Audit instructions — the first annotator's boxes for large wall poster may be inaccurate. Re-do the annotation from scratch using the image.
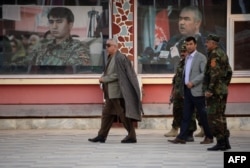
[1,5,108,74]
[137,0,227,74]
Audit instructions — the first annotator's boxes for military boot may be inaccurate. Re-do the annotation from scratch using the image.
[186,131,194,142]
[207,139,227,151]
[164,127,178,137]
[195,126,204,137]
[225,136,231,150]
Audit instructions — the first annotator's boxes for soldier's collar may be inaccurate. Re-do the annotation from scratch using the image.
[52,37,73,46]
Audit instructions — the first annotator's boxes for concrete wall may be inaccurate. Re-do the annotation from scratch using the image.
[1,103,250,130]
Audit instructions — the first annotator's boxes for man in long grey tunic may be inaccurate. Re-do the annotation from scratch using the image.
[88,39,143,143]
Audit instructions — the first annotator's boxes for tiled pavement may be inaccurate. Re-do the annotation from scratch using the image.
[0,128,249,168]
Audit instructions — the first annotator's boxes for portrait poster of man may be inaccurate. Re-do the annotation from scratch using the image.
[137,0,227,74]
[1,5,106,74]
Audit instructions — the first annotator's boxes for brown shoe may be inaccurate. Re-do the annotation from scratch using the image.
[168,138,186,144]
[200,137,213,144]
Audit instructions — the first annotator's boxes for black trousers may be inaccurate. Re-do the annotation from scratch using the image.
[177,87,213,140]
[98,98,136,139]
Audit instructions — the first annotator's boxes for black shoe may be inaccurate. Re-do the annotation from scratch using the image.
[88,136,106,143]
[186,136,194,142]
[225,137,231,150]
[207,139,227,151]
[207,144,227,151]
[121,136,137,143]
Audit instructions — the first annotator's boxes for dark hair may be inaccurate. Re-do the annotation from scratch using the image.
[185,36,197,44]
[47,7,74,23]
[181,6,202,22]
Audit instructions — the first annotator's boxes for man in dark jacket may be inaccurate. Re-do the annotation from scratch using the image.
[88,39,143,143]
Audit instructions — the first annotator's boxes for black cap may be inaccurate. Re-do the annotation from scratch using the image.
[207,34,220,42]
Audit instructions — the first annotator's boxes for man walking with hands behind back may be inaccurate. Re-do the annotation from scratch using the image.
[203,34,232,151]
[165,6,205,137]
[168,36,213,144]
[165,43,197,142]
[88,39,143,143]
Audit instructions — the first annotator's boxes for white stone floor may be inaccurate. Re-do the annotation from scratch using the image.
[0,128,249,168]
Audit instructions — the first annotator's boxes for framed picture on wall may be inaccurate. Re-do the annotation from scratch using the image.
[1,5,109,75]
[137,0,227,74]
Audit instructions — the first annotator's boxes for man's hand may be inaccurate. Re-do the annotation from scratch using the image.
[205,91,213,98]
[186,82,193,89]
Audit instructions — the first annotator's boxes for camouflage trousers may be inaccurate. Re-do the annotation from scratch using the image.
[172,97,197,132]
[206,94,230,140]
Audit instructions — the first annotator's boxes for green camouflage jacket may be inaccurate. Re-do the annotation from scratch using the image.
[172,58,185,99]
[29,37,90,66]
[203,47,232,95]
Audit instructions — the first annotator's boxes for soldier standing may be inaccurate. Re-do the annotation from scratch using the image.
[203,34,232,151]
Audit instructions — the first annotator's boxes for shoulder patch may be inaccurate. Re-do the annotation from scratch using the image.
[210,58,216,67]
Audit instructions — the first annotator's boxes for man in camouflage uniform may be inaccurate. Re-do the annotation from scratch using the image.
[28,7,90,66]
[203,34,232,151]
[165,43,197,141]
